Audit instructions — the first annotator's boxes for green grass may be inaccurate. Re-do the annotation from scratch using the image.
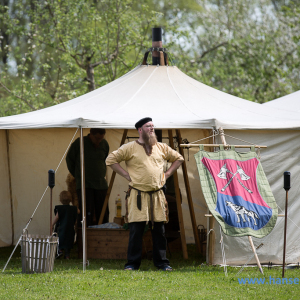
[1,245,299,299]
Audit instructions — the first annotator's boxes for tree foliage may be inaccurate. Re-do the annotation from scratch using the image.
[0,0,300,116]
[171,0,300,103]
[0,0,159,116]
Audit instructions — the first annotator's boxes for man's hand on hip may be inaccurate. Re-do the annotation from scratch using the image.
[165,160,184,180]
[109,163,131,182]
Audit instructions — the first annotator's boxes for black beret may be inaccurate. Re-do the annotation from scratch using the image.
[135,117,152,130]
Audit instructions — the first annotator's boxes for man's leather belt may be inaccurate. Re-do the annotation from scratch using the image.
[131,187,163,228]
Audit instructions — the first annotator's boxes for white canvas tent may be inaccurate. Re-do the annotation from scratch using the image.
[263,90,300,112]
[1,65,300,265]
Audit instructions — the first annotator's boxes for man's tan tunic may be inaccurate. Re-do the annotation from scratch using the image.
[106,141,184,223]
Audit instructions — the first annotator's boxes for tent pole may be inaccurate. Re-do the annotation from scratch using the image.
[176,129,202,253]
[208,214,215,265]
[98,129,128,225]
[282,173,290,278]
[50,187,53,235]
[208,129,216,265]
[248,236,263,274]
[179,144,267,149]
[5,130,14,246]
[80,127,87,272]
[168,130,188,259]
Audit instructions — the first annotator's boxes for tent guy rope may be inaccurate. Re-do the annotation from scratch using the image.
[219,225,228,276]
[2,128,79,272]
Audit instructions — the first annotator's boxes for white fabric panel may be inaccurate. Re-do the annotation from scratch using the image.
[0,66,300,129]
[211,130,300,265]
[0,130,12,246]
[9,128,81,244]
[264,90,300,113]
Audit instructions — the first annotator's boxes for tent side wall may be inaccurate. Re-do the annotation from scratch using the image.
[211,129,300,265]
[0,130,13,246]
[8,128,82,243]
[4,127,210,246]
[3,127,300,265]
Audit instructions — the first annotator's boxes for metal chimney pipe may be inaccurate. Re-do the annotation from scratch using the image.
[152,27,162,65]
[152,27,163,140]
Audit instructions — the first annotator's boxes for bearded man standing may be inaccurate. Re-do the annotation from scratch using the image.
[106,117,184,271]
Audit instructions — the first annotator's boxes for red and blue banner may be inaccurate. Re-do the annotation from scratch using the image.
[195,145,277,238]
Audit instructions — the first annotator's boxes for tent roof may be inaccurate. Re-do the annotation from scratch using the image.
[263,90,300,113]
[1,65,300,130]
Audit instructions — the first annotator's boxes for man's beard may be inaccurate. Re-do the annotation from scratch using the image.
[142,130,157,146]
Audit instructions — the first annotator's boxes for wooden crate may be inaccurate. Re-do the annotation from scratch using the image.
[77,228,182,259]
[77,228,131,259]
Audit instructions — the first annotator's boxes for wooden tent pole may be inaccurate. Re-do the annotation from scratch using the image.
[180,144,267,148]
[206,128,229,264]
[219,127,263,274]
[208,215,215,265]
[168,130,188,259]
[98,129,128,225]
[249,236,263,274]
[176,129,202,253]
[282,187,289,278]
[219,128,228,146]
[203,131,216,265]
[80,127,87,272]
[5,130,14,246]
[50,188,53,235]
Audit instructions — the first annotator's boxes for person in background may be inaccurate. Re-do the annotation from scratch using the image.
[66,128,109,227]
[106,117,184,271]
[52,191,78,259]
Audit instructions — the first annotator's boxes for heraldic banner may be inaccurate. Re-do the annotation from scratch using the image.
[194,145,278,238]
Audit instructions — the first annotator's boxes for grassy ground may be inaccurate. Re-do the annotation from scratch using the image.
[0,245,299,299]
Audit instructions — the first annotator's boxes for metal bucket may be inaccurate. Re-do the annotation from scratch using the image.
[21,233,58,273]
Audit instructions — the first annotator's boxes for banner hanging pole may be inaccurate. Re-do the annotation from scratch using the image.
[179,144,267,148]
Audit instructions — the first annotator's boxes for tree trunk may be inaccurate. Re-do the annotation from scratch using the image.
[0,0,10,64]
[86,64,96,92]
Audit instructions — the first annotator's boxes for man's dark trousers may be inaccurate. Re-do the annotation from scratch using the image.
[77,188,108,227]
[125,221,169,270]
